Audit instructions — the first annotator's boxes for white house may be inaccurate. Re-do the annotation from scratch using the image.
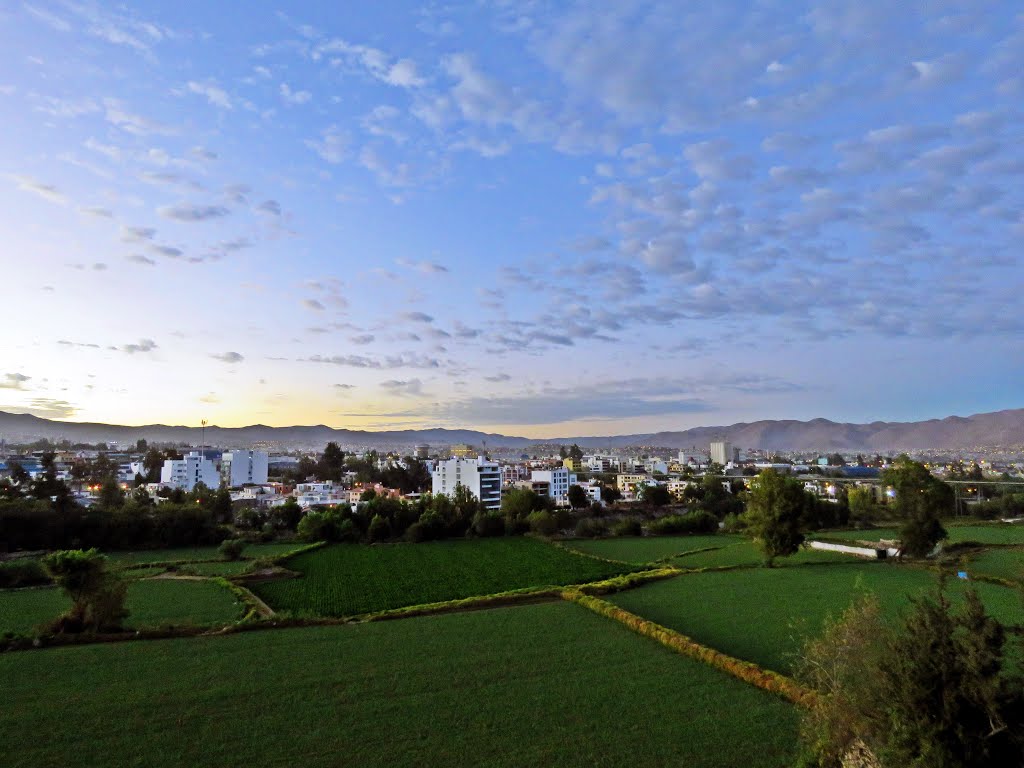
[530,467,577,505]
[160,452,219,492]
[431,456,502,510]
[221,450,269,487]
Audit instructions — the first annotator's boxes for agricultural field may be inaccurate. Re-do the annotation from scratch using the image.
[964,547,1024,584]
[818,523,1024,546]
[0,578,242,636]
[564,534,739,564]
[0,601,799,768]
[105,542,301,566]
[252,538,639,617]
[672,540,854,569]
[609,562,1024,675]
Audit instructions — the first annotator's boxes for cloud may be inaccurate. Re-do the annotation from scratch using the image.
[305,125,349,163]
[279,83,312,105]
[257,199,282,216]
[484,373,511,383]
[333,383,355,390]
[158,203,230,222]
[380,378,424,397]
[305,353,440,370]
[121,338,157,354]
[127,254,156,266]
[8,174,65,204]
[396,258,447,274]
[199,393,220,404]
[3,398,77,419]
[0,373,30,390]
[186,80,233,110]
[104,99,175,136]
[211,351,244,363]
[350,334,375,345]
[24,4,72,32]
[121,225,156,243]
[402,311,434,323]
[302,298,326,311]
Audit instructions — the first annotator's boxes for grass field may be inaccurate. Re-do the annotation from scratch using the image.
[0,601,798,768]
[610,562,1024,675]
[106,542,301,566]
[175,560,254,577]
[965,547,1024,583]
[564,534,738,564]
[672,540,855,569]
[252,538,639,617]
[1,578,242,636]
[819,523,1024,546]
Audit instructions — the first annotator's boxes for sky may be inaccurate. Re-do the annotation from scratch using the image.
[1,1,1022,439]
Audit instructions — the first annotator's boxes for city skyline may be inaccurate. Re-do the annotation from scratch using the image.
[2,2,1022,439]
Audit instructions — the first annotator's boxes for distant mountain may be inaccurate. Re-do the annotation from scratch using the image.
[0,408,1022,452]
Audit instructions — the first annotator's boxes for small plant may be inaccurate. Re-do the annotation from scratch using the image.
[218,539,247,561]
[0,558,50,588]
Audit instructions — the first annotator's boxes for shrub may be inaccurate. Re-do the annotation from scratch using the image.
[525,510,556,536]
[472,511,506,537]
[649,511,717,535]
[575,518,608,538]
[612,517,643,537]
[41,549,128,633]
[367,514,390,543]
[218,539,247,561]
[721,512,744,533]
[0,558,50,588]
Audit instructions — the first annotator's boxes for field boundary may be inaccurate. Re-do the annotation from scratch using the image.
[562,590,812,706]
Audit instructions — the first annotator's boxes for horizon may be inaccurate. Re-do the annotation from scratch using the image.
[2,3,1022,437]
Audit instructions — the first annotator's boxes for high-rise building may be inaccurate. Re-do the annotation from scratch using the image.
[160,451,219,492]
[221,450,269,487]
[431,455,501,510]
[710,441,733,466]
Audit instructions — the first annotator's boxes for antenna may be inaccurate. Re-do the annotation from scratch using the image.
[201,419,207,457]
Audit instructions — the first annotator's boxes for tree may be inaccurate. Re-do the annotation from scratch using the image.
[135,438,148,452]
[42,549,128,633]
[639,483,671,507]
[797,580,1024,767]
[501,487,545,522]
[567,484,589,509]
[568,443,583,461]
[848,486,876,525]
[97,478,125,509]
[600,485,622,504]
[319,442,346,481]
[882,456,951,558]
[744,469,806,566]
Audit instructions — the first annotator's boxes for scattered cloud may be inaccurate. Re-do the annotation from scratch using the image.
[158,203,230,222]
[186,80,233,110]
[0,373,30,390]
[121,339,157,354]
[3,398,78,419]
[211,351,244,363]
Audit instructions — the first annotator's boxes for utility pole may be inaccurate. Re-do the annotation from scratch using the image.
[201,419,207,458]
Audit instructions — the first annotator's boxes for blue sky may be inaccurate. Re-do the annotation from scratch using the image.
[1,1,1022,438]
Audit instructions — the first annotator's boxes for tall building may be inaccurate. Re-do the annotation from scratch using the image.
[221,450,269,487]
[160,452,219,492]
[530,467,576,505]
[414,444,430,459]
[431,455,501,510]
[710,441,739,465]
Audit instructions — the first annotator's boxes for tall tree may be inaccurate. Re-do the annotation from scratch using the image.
[744,469,806,566]
[882,456,950,558]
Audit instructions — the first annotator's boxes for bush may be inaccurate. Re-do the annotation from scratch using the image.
[0,558,50,588]
[367,514,390,543]
[721,512,744,533]
[41,549,128,633]
[612,517,643,537]
[218,539,247,561]
[575,518,608,538]
[527,510,557,536]
[649,511,718,535]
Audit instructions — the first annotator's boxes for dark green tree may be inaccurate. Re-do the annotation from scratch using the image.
[639,483,671,507]
[42,549,128,633]
[567,484,589,509]
[882,456,951,558]
[744,469,806,566]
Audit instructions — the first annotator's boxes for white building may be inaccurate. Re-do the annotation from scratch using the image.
[160,452,220,492]
[221,450,269,487]
[530,467,577,505]
[431,456,502,510]
[710,441,734,466]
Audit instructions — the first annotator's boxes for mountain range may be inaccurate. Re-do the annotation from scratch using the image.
[1,408,1022,452]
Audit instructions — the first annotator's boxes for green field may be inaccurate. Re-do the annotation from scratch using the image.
[175,560,254,577]
[0,601,798,768]
[564,534,737,564]
[819,523,1024,546]
[252,538,639,617]
[106,542,301,566]
[1,578,242,636]
[610,562,1024,675]
[672,540,855,569]
[966,547,1024,583]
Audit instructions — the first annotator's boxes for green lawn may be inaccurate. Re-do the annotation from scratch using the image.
[609,562,1024,675]
[0,601,798,768]
[672,540,856,569]
[252,538,639,617]
[106,542,301,566]
[1,579,242,636]
[564,534,738,564]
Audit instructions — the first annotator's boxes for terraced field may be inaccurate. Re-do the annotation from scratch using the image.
[564,534,738,564]
[0,601,799,768]
[252,538,639,617]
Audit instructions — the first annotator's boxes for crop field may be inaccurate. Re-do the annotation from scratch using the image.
[252,538,639,617]
[609,562,1024,675]
[175,560,253,577]
[965,547,1024,583]
[0,578,242,636]
[106,542,301,566]
[819,523,1024,546]
[564,534,739,564]
[0,601,798,768]
[672,540,854,569]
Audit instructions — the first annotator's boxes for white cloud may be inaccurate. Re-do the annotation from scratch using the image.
[280,83,312,105]
[187,80,233,110]
[305,125,348,163]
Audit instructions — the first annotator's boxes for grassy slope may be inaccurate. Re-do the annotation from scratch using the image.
[252,538,639,617]
[609,562,1024,675]
[0,602,798,768]
[0,579,242,635]
[564,534,740,564]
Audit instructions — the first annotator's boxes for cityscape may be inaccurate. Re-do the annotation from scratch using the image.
[2,2,1023,767]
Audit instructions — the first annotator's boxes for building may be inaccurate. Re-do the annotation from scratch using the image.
[414,444,430,459]
[221,450,269,487]
[530,467,576,505]
[432,456,501,510]
[710,441,735,466]
[160,452,219,492]
[450,444,477,459]
[562,457,583,472]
